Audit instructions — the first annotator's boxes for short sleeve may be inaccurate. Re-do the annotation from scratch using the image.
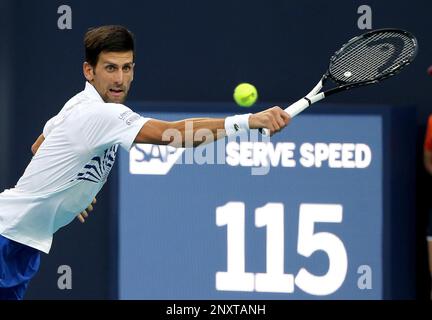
[425,115,432,151]
[82,103,150,152]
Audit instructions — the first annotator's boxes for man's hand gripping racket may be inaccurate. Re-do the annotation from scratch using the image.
[260,28,418,135]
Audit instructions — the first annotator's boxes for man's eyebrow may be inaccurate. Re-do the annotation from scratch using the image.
[102,61,134,66]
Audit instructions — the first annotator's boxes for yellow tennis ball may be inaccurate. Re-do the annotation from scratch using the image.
[233,83,258,107]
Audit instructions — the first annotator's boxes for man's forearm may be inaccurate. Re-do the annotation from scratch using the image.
[135,118,228,147]
[165,118,227,148]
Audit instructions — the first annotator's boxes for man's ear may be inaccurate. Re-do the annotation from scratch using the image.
[83,62,94,82]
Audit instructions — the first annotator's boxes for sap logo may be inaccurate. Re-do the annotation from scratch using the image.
[130,144,184,175]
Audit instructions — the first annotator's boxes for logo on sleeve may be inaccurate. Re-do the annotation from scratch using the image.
[119,110,140,126]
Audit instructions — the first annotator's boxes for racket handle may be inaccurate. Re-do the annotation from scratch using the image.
[285,98,312,117]
[259,98,310,136]
[259,93,325,135]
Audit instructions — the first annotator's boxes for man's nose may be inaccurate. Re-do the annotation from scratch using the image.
[113,70,124,84]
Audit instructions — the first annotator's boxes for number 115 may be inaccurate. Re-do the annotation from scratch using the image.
[216,202,348,296]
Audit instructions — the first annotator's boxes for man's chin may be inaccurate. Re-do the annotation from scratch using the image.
[104,95,127,104]
[110,98,126,104]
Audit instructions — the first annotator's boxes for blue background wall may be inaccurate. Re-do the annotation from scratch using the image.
[0,0,429,299]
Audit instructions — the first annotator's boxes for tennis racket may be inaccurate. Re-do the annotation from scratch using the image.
[260,28,418,135]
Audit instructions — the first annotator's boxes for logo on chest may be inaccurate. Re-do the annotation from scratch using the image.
[71,145,118,183]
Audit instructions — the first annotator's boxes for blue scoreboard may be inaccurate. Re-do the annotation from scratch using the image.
[115,105,404,300]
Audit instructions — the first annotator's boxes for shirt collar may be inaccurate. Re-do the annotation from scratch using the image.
[83,82,105,102]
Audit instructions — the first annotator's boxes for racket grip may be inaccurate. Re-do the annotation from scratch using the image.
[258,98,310,136]
[284,98,311,118]
[259,93,324,135]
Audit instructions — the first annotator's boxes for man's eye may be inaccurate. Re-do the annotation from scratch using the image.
[106,66,116,72]
[123,66,131,72]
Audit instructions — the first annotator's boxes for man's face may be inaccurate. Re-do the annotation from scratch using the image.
[83,51,134,103]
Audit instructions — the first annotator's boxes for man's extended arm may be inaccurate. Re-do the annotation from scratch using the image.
[134,106,290,146]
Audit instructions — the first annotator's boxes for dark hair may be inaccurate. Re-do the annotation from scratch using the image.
[84,25,135,66]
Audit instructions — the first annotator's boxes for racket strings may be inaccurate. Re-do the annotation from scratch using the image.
[331,32,415,82]
[334,32,414,76]
[329,31,416,84]
[333,35,412,81]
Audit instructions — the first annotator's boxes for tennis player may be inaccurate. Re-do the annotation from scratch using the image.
[0,25,290,299]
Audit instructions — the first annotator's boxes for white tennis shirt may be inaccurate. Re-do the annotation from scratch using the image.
[0,82,149,253]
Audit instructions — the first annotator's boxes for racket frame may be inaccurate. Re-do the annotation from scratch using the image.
[263,28,418,133]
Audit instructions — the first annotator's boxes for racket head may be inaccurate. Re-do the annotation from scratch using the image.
[327,28,418,87]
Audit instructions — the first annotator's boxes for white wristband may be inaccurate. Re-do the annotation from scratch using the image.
[224,113,251,136]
